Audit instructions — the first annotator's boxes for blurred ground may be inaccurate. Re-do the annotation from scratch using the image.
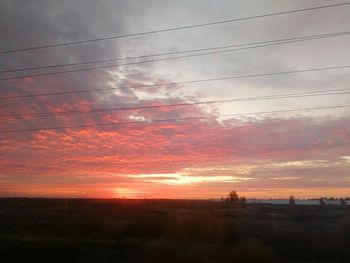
[0,198,349,262]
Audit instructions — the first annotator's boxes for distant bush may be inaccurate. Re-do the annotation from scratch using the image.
[239,197,247,205]
[289,195,295,205]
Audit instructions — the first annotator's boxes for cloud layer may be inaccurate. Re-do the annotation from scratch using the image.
[1,0,350,198]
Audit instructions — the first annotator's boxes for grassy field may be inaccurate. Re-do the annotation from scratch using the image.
[0,198,349,262]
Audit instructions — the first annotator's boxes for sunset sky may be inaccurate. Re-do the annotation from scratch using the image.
[0,0,349,199]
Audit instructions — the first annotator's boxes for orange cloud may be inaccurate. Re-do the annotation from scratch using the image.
[1,69,350,198]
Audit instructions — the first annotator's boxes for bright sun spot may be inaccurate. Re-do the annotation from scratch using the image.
[128,173,250,185]
[113,188,139,198]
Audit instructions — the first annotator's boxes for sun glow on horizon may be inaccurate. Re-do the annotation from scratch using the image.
[113,188,141,198]
[127,172,252,185]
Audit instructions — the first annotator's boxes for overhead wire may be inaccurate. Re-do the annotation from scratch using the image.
[1,65,350,100]
[1,104,349,133]
[0,2,349,54]
[1,88,349,120]
[0,30,349,74]
[1,32,350,82]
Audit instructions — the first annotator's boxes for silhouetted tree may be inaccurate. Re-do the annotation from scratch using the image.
[228,191,239,204]
[289,195,295,205]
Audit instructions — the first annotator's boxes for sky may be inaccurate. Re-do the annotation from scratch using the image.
[0,0,349,199]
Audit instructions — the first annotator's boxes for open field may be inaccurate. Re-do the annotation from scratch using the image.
[0,198,350,263]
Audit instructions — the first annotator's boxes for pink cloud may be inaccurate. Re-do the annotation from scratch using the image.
[1,69,350,198]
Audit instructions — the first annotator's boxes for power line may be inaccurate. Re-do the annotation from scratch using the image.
[1,88,350,120]
[1,2,349,54]
[1,30,348,74]
[1,64,350,100]
[1,104,349,133]
[1,33,349,82]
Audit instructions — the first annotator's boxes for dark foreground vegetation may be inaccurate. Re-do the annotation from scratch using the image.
[0,198,349,263]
